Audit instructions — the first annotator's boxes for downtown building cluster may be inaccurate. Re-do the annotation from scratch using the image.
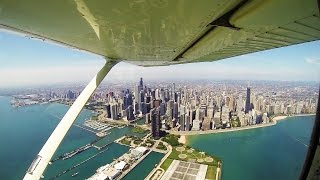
[90,78,318,137]
[15,79,318,138]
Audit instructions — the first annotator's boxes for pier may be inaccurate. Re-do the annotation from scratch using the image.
[73,124,97,133]
[92,141,113,150]
[48,148,109,180]
[118,150,151,179]
[50,138,103,163]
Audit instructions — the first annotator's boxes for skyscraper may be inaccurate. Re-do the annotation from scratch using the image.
[185,114,190,131]
[110,104,118,120]
[171,83,175,99]
[139,77,143,88]
[134,85,140,103]
[151,108,161,138]
[127,105,134,121]
[179,114,185,131]
[153,99,161,108]
[245,87,251,113]
[105,104,111,118]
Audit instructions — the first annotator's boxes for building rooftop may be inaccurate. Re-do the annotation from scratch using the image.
[114,161,126,170]
[103,167,120,178]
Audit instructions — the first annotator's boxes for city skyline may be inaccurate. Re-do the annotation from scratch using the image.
[10,76,318,132]
[0,30,320,87]
[6,75,318,179]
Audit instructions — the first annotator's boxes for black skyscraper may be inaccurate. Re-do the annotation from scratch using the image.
[127,105,135,120]
[151,108,161,138]
[106,104,111,118]
[139,77,143,87]
[245,87,251,113]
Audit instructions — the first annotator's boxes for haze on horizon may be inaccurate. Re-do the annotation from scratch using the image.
[0,31,320,88]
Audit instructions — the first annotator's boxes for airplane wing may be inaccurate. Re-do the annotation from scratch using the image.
[0,0,319,66]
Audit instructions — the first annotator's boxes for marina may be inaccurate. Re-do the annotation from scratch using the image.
[48,147,110,180]
[73,124,97,134]
[84,120,113,132]
[51,137,104,163]
[82,119,116,137]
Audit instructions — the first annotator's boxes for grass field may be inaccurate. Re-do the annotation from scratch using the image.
[132,126,148,133]
[160,158,174,170]
[160,145,221,179]
[168,146,219,166]
[206,165,217,179]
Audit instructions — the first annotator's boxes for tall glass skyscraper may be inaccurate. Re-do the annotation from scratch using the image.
[245,87,251,114]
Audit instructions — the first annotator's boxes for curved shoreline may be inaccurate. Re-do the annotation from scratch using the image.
[174,114,315,144]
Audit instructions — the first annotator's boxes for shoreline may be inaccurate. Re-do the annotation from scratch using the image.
[176,114,315,144]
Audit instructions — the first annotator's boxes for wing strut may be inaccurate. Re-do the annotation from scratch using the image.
[24,60,118,180]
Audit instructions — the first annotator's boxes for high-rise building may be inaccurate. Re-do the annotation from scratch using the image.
[134,102,139,114]
[127,105,135,121]
[172,83,175,99]
[207,107,214,119]
[174,92,178,102]
[154,99,161,108]
[110,104,118,120]
[179,114,185,131]
[134,85,140,103]
[146,103,151,113]
[201,117,211,130]
[139,77,143,88]
[173,102,179,119]
[145,113,151,124]
[125,93,133,109]
[160,103,166,116]
[192,119,201,131]
[151,108,161,138]
[185,114,190,131]
[105,104,111,118]
[160,89,165,102]
[139,90,145,103]
[245,87,251,113]
[141,102,147,114]
[146,96,151,103]
[155,89,160,100]
[66,90,76,99]
[167,100,174,120]
[164,89,170,102]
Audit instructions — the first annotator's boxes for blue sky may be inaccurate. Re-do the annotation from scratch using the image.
[0,30,319,87]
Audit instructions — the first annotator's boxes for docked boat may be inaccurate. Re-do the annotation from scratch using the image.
[71,172,79,177]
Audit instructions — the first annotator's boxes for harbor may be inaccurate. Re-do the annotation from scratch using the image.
[48,147,110,180]
[50,137,106,163]
[41,104,153,179]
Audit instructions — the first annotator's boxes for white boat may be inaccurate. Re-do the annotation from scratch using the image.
[71,172,79,177]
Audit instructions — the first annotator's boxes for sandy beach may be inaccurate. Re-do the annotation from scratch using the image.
[271,115,288,122]
[178,135,187,144]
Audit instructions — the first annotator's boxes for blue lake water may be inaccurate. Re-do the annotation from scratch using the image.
[188,115,315,180]
[0,96,153,179]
